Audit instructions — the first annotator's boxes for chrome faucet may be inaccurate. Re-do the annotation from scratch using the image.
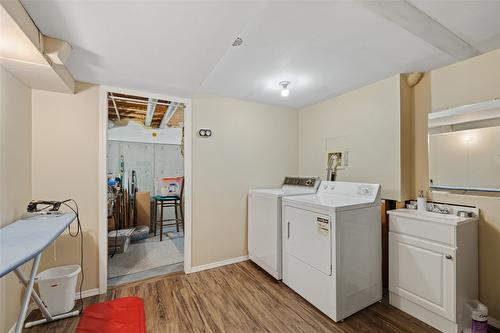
[428,203,449,214]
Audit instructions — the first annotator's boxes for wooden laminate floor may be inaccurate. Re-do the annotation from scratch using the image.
[23,261,451,332]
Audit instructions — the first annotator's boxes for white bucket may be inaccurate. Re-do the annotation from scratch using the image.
[36,265,81,315]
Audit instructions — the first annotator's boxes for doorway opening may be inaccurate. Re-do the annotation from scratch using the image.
[101,89,191,288]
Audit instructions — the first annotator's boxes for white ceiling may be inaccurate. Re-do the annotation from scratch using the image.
[21,0,500,108]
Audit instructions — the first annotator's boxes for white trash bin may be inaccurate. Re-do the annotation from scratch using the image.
[36,265,81,315]
[463,300,488,333]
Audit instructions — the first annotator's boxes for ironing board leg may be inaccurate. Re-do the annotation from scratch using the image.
[14,268,54,322]
[13,257,80,330]
[14,253,41,333]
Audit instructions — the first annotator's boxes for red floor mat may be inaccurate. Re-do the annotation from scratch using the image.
[76,296,146,333]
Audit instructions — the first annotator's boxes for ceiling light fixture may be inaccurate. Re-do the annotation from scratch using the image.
[280,81,290,97]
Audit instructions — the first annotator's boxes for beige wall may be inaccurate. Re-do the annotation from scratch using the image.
[0,66,32,332]
[298,75,411,201]
[413,49,500,320]
[431,49,500,112]
[191,96,298,267]
[31,83,100,292]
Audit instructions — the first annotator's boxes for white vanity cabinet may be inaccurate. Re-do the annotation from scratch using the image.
[388,208,478,333]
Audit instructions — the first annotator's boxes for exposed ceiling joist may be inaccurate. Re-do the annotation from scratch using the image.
[358,0,480,60]
[110,95,170,106]
[159,102,177,128]
[167,106,184,128]
[107,92,182,128]
[145,98,157,127]
[109,93,120,120]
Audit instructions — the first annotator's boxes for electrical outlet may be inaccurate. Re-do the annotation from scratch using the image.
[198,129,212,137]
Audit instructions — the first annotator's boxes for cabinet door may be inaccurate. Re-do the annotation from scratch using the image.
[389,232,456,321]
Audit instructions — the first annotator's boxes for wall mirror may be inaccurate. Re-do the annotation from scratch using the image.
[428,99,500,192]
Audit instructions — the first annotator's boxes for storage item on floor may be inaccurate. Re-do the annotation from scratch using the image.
[248,176,320,280]
[111,188,134,230]
[131,225,150,242]
[135,192,151,227]
[388,205,479,333]
[108,228,135,254]
[463,301,488,333]
[76,297,146,333]
[282,181,382,322]
[36,265,81,316]
[154,177,184,241]
[107,215,116,231]
[166,231,184,239]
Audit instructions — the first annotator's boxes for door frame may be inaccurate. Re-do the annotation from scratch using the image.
[98,85,193,293]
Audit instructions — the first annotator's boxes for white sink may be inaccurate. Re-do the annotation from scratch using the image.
[388,208,478,225]
[388,205,479,333]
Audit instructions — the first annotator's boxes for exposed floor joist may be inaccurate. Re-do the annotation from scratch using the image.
[167,106,184,128]
[144,98,157,127]
[159,102,177,128]
[109,93,120,120]
[107,92,183,128]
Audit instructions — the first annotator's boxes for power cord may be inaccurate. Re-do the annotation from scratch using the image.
[59,199,85,315]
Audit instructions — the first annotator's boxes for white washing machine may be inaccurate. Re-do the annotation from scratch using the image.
[282,181,382,322]
[248,176,320,279]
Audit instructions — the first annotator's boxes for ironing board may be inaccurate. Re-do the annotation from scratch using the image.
[0,212,77,333]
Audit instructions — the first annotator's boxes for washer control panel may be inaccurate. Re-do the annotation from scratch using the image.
[317,181,380,202]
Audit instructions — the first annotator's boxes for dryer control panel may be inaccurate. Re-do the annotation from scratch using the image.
[283,177,319,188]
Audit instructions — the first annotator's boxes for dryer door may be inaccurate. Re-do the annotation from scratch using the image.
[284,206,332,276]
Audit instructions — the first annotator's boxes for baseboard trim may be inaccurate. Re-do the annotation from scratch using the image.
[190,255,249,273]
[490,316,500,329]
[74,287,100,300]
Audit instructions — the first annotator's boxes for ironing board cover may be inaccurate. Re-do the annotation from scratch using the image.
[0,213,76,278]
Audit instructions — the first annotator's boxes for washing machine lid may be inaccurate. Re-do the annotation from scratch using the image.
[249,177,320,198]
[283,181,381,212]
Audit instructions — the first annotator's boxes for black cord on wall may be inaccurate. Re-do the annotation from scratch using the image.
[59,199,85,314]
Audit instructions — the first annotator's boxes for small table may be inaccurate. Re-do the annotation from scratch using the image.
[153,195,183,241]
[0,213,78,333]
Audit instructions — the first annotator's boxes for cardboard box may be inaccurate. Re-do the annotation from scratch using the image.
[135,192,151,227]
[108,228,134,254]
[108,216,116,231]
